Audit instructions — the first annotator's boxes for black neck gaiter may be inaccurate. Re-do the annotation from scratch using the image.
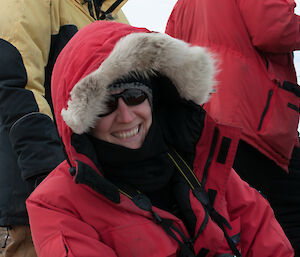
[89,120,175,193]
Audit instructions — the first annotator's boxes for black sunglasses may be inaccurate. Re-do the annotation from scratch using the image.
[98,88,148,117]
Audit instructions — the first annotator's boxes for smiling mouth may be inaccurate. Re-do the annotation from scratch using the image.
[113,125,140,139]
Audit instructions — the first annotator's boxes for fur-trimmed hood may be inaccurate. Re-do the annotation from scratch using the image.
[51,21,217,165]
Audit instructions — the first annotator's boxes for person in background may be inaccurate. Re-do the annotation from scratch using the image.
[0,1,128,256]
[166,0,300,254]
[26,21,293,257]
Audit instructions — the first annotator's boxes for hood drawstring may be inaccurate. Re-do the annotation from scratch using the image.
[99,0,124,20]
[94,0,105,20]
[83,0,95,19]
[83,0,124,20]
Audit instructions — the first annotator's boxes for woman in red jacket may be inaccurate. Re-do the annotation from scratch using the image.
[166,0,300,254]
[26,21,293,257]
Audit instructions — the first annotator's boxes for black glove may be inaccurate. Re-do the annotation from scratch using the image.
[26,173,48,194]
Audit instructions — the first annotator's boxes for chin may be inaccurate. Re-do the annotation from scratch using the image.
[123,144,142,150]
[120,140,143,149]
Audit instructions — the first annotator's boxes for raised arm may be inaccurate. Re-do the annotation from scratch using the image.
[237,0,300,52]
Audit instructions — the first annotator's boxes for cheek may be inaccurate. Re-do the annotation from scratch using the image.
[145,111,152,128]
[138,102,152,132]
[92,117,112,139]
[143,103,152,124]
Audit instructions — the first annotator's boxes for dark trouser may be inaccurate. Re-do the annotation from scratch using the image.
[233,140,300,256]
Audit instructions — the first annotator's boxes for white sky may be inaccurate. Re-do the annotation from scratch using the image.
[123,0,300,83]
[123,0,177,33]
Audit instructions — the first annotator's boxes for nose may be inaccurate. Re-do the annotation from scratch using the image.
[115,98,135,123]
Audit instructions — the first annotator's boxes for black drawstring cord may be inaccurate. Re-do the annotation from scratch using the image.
[151,210,195,257]
[83,0,119,20]
[1,227,10,248]
[99,0,124,20]
[83,0,95,19]
[93,0,105,20]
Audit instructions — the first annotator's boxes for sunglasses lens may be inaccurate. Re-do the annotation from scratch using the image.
[122,89,147,106]
[98,89,148,117]
[106,96,118,110]
[98,96,117,117]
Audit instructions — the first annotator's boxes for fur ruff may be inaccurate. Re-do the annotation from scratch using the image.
[62,33,217,134]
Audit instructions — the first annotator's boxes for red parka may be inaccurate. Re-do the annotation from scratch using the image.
[26,21,293,257]
[166,0,300,171]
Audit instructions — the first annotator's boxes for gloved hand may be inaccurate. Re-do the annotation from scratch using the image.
[26,173,48,194]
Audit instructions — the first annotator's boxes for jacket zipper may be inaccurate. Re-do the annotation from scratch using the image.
[257,89,273,131]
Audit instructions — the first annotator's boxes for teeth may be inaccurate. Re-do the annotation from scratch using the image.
[114,126,139,139]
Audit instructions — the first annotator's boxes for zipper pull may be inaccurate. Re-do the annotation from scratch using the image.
[151,210,162,224]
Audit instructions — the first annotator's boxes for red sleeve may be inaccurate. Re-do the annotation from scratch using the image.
[226,169,294,256]
[238,0,300,52]
[26,198,117,257]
